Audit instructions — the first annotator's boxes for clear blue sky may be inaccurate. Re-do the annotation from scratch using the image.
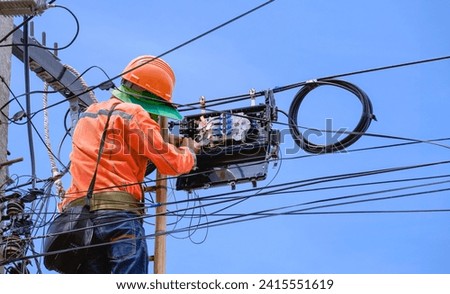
[5,0,450,274]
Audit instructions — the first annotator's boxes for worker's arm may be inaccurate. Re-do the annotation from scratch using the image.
[128,109,196,175]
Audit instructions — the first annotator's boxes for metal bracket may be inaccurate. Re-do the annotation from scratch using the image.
[12,27,95,108]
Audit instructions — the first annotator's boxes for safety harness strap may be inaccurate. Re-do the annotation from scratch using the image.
[85,103,119,208]
[66,191,144,215]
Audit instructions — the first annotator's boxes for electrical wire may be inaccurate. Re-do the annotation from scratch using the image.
[0,1,56,44]
[268,173,450,196]
[137,179,450,240]
[0,4,80,51]
[22,0,276,117]
[23,19,36,189]
[3,72,69,171]
[0,16,34,44]
[1,62,110,124]
[6,0,447,123]
[287,79,375,154]
[21,51,450,125]
[111,0,277,90]
[161,159,450,208]
[43,82,66,197]
[9,146,450,201]
[160,186,450,237]
[3,167,450,267]
[276,109,450,153]
[125,161,450,236]
[6,120,448,204]
[7,175,450,267]
[7,205,450,267]
[178,54,450,113]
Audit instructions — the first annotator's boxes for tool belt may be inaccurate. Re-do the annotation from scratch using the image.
[64,191,144,215]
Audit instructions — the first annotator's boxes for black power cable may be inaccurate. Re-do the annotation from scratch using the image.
[288,79,376,154]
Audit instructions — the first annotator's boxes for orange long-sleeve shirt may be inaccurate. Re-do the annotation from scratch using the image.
[60,97,194,210]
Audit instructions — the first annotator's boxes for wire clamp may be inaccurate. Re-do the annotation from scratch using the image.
[199,96,206,114]
[249,88,256,106]
[305,79,318,84]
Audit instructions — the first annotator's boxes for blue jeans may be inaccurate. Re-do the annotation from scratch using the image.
[77,210,148,274]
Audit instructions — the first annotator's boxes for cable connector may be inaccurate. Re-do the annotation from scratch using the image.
[50,167,63,180]
[99,81,115,91]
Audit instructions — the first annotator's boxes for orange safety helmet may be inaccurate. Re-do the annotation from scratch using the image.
[121,55,175,102]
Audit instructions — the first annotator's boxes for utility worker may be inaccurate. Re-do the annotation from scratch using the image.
[59,55,197,274]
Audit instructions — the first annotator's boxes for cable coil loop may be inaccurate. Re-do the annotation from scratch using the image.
[288,79,375,154]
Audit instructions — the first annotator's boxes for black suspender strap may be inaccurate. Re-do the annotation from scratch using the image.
[85,103,118,208]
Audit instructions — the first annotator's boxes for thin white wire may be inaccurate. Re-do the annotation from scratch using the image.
[43,82,65,198]
[42,64,98,198]
[63,64,98,103]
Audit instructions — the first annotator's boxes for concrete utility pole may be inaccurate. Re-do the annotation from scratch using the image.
[154,116,168,274]
[0,15,14,275]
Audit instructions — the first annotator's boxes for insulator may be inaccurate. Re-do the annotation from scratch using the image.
[0,235,24,260]
[7,199,24,216]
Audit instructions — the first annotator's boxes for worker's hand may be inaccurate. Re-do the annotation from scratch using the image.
[181,137,201,154]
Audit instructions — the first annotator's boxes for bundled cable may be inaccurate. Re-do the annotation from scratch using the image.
[288,79,376,154]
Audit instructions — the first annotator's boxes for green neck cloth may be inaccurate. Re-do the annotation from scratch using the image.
[112,85,182,120]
